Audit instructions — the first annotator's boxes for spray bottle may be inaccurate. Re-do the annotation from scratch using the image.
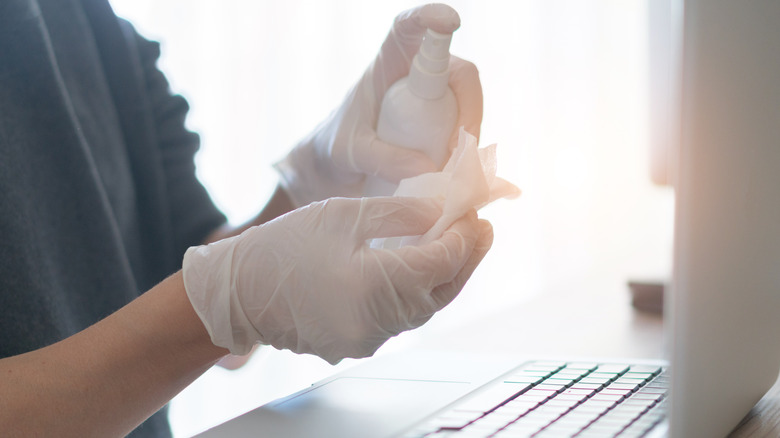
[363,28,458,197]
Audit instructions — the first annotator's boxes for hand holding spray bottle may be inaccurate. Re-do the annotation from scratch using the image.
[363,28,458,196]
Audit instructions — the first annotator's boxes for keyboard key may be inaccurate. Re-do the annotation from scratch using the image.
[606,406,646,421]
[578,398,617,411]
[517,409,560,425]
[599,389,633,399]
[628,392,664,402]
[579,377,612,386]
[560,407,603,424]
[628,364,662,375]
[620,398,657,409]
[589,372,620,381]
[535,403,572,417]
[614,377,646,385]
[518,365,561,374]
[649,372,668,381]
[472,414,520,430]
[570,383,602,391]
[489,403,531,419]
[578,425,624,437]
[560,388,596,397]
[553,369,590,379]
[645,381,668,389]
[504,374,544,385]
[565,362,599,371]
[517,370,553,377]
[534,425,582,437]
[623,372,654,381]
[606,382,641,392]
[544,376,577,387]
[502,399,542,413]
[520,389,557,402]
[544,398,582,409]
[527,360,567,369]
[458,420,505,436]
[552,393,590,404]
[622,422,659,438]
[494,422,541,437]
[539,425,588,438]
[589,415,634,429]
[589,393,625,404]
[635,386,666,395]
[595,363,630,374]
[534,383,567,393]
[599,408,641,423]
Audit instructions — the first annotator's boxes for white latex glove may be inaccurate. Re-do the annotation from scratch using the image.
[274,3,483,207]
[183,197,493,365]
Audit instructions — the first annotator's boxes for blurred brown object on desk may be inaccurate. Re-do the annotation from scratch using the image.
[628,280,665,314]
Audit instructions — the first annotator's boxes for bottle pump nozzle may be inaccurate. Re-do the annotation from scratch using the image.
[409,29,453,100]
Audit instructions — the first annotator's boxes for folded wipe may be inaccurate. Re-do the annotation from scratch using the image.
[374,128,520,249]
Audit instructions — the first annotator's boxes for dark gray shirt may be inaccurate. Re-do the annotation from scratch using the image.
[0,0,227,435]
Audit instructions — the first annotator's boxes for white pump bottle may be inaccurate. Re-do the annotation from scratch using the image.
[363,28,458,197]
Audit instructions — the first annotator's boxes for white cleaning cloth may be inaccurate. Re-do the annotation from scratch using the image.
[374,128,520,249]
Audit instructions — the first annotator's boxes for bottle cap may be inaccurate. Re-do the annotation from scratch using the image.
[417,29,452,73]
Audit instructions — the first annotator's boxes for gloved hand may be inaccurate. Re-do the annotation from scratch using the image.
[182,196,493,364]
[274,3,483,207]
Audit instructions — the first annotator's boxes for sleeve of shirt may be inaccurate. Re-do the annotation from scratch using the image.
[121,20,227,260]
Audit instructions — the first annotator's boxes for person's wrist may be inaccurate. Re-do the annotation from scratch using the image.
[166,271,231,362]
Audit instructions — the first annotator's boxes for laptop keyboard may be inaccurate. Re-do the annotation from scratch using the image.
[401,361,667,438]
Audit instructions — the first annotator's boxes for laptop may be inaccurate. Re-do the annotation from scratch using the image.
[196,1,780,436]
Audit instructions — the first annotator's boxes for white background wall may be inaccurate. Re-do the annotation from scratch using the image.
[108,1,675,436]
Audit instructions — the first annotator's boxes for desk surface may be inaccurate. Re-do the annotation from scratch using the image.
[733,386,780,437]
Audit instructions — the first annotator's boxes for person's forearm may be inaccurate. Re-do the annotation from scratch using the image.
[203,184,296,244]
[0,271,228,437]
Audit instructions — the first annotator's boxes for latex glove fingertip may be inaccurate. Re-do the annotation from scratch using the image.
[395,4,460,37]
